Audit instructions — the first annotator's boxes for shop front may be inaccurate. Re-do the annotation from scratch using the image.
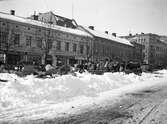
[56,55,76,66]
[75,56,87,64]
[45,55,52,65]
[7,51,42,65]
[7,52,22,65]
[0,52,5,64]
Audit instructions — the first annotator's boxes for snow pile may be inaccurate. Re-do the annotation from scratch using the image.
[0,70,167,111]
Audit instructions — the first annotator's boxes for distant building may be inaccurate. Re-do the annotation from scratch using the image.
[160,35,167,44]
[122,33,167,67]
[79,26,134,62]
[0,11,93,66]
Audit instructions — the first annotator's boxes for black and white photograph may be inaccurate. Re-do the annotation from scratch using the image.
[0,0,167,123]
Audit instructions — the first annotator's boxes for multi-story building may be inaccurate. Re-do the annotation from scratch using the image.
[0,10,93,66]
[3,10,159,68]
[34,12,136,63]
[122,33,167,67]
[79,26,134,62]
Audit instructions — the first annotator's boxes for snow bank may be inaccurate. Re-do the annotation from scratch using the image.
[0,70,167,112]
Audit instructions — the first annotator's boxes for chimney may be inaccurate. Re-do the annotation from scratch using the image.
[88,26,94,30]
[112,33,116,37]
[105,31,108,34]
[33,15,38,20]
[32,11,38,20]
[10,10,15,15]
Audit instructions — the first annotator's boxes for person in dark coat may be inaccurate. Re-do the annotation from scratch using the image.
[58,64,71,75]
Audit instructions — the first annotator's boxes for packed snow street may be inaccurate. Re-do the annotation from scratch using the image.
[0,70,167,123]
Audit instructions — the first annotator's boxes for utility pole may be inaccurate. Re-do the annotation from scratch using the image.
[42,21,52,65]
[5,22,13,65]
[72,0,74,19]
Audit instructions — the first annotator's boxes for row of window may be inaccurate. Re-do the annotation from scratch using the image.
[0,21,32,31]
[0,32,32,47]
[1,21,85,42]
[64,42,87,54]
[151,53,165,58]
[134,38,146,44]
[150,45,167,53]
[0,31,89,54]
[95,44,133,59]
[39,39,86,54]
[0,32,8,43]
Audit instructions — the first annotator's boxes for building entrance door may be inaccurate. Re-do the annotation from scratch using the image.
[7,54,21,65]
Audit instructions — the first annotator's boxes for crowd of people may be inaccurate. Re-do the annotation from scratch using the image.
[0,59,150,77]
[73,59,143,75]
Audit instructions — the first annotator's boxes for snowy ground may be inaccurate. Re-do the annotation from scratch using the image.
[0,70,167,123]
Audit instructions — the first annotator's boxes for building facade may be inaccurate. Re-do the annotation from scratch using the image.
[122,33,167,67]
[3,10,166,68]
[79,26,134,63]
[32,12,136,63]
[0,11,93,66]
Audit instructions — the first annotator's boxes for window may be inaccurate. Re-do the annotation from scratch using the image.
[86,45,89,55]
[142,45,145,49]
[150,45,154,50]
[65,42,69,51]
[73,43,77,52]
[56,40,61,50]
[14,34,20,45]
[47,39,53,49]
[80,45,84,54]
[36,37,42,48]
[0,31,8,43]
[26,36,32,46]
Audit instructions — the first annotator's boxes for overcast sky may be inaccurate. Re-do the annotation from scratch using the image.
[0,0,167,36]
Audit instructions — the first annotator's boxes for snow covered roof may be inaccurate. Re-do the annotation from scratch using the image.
[81,26,133,46]
[160,36,167,44]
[0,12,92,37]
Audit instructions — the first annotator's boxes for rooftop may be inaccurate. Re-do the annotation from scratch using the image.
[80,26,133,46]
[37,11,78,28]
[0,12,92,37]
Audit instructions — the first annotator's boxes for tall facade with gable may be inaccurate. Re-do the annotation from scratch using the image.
[28,11,78,29]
